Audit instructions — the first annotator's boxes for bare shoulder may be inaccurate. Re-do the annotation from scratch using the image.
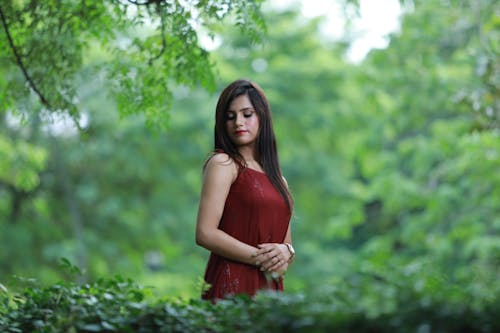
[204,152,238,182]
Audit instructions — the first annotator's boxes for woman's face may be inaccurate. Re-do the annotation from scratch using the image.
[225,94,260,148]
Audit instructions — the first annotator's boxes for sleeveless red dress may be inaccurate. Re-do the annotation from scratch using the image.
[201,159,291,301]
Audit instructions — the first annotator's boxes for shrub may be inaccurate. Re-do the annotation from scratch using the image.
[1,273,498,333]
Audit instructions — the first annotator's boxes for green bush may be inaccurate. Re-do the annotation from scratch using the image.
[1,273,498,333]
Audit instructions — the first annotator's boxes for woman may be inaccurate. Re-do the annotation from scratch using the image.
[196,79,295,301]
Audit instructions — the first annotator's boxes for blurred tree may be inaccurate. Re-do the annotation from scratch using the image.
[202,0,499,310]
[347,0,500,310]
[0,0,264,291]
[0,0,498,311]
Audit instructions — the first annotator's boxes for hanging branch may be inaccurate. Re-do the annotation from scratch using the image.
[126,0,158,6]
[148,8,167,65]
[0,4,51,109]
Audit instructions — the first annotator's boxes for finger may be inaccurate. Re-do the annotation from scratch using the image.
[264,252,277,264]
[255,249,273,258]
[258,244,278,253]
[258,258,272,270]
[264,260,284,272]
[254,252,272,264]
[261,255,282,271]
[271,256,286,271]
[255,246,274,255]
[256,248,274,255]
[267,263,283,272]
[254,254,269,266]
[254,253,275,266]
[256,253,276,265]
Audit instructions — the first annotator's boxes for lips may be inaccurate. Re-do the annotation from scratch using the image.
[234,130,247,136]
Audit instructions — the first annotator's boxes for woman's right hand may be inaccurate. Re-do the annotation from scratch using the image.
[269,261,288,279]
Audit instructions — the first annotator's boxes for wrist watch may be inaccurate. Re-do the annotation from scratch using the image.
[284,243,295,262]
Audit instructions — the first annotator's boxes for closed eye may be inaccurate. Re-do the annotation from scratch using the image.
[225,110,254,120]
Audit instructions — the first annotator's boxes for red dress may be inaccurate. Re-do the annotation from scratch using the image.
[201,161,291,301]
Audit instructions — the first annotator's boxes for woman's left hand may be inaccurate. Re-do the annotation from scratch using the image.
[254,243,290,272]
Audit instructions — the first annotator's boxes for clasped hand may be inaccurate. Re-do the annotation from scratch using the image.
[252,243,291,275]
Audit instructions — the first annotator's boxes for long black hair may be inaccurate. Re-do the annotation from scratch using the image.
[212,79,293,212]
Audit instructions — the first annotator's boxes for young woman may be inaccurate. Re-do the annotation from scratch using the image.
[196,79,295,301]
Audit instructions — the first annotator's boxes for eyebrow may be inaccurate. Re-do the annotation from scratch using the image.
[227,107,255,112]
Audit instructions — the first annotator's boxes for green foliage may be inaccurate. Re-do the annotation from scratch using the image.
[0,0,265,127]
[0,133,47,191]
[0,0,498,327]
[203,0,500,311]
[0,276,151,332]
[1,274,498,332]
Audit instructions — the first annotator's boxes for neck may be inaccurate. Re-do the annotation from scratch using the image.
[238,145,258,163]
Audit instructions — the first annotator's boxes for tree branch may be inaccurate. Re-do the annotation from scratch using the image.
[0,4,51,109]
[148,8,167,65]
[126,0,157,6]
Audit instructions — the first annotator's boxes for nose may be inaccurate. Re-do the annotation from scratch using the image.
[235,113,245,126]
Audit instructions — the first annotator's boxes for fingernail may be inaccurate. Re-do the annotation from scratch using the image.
[255,261,260,266]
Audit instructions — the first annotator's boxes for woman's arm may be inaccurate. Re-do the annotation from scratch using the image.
[195,153,259,266]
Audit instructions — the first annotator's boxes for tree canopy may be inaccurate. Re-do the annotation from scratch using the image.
[0,0,265,129]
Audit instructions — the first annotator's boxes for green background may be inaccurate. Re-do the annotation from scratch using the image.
[0,0,498,316]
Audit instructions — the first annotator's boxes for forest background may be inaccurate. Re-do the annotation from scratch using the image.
[0,0,498,319]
